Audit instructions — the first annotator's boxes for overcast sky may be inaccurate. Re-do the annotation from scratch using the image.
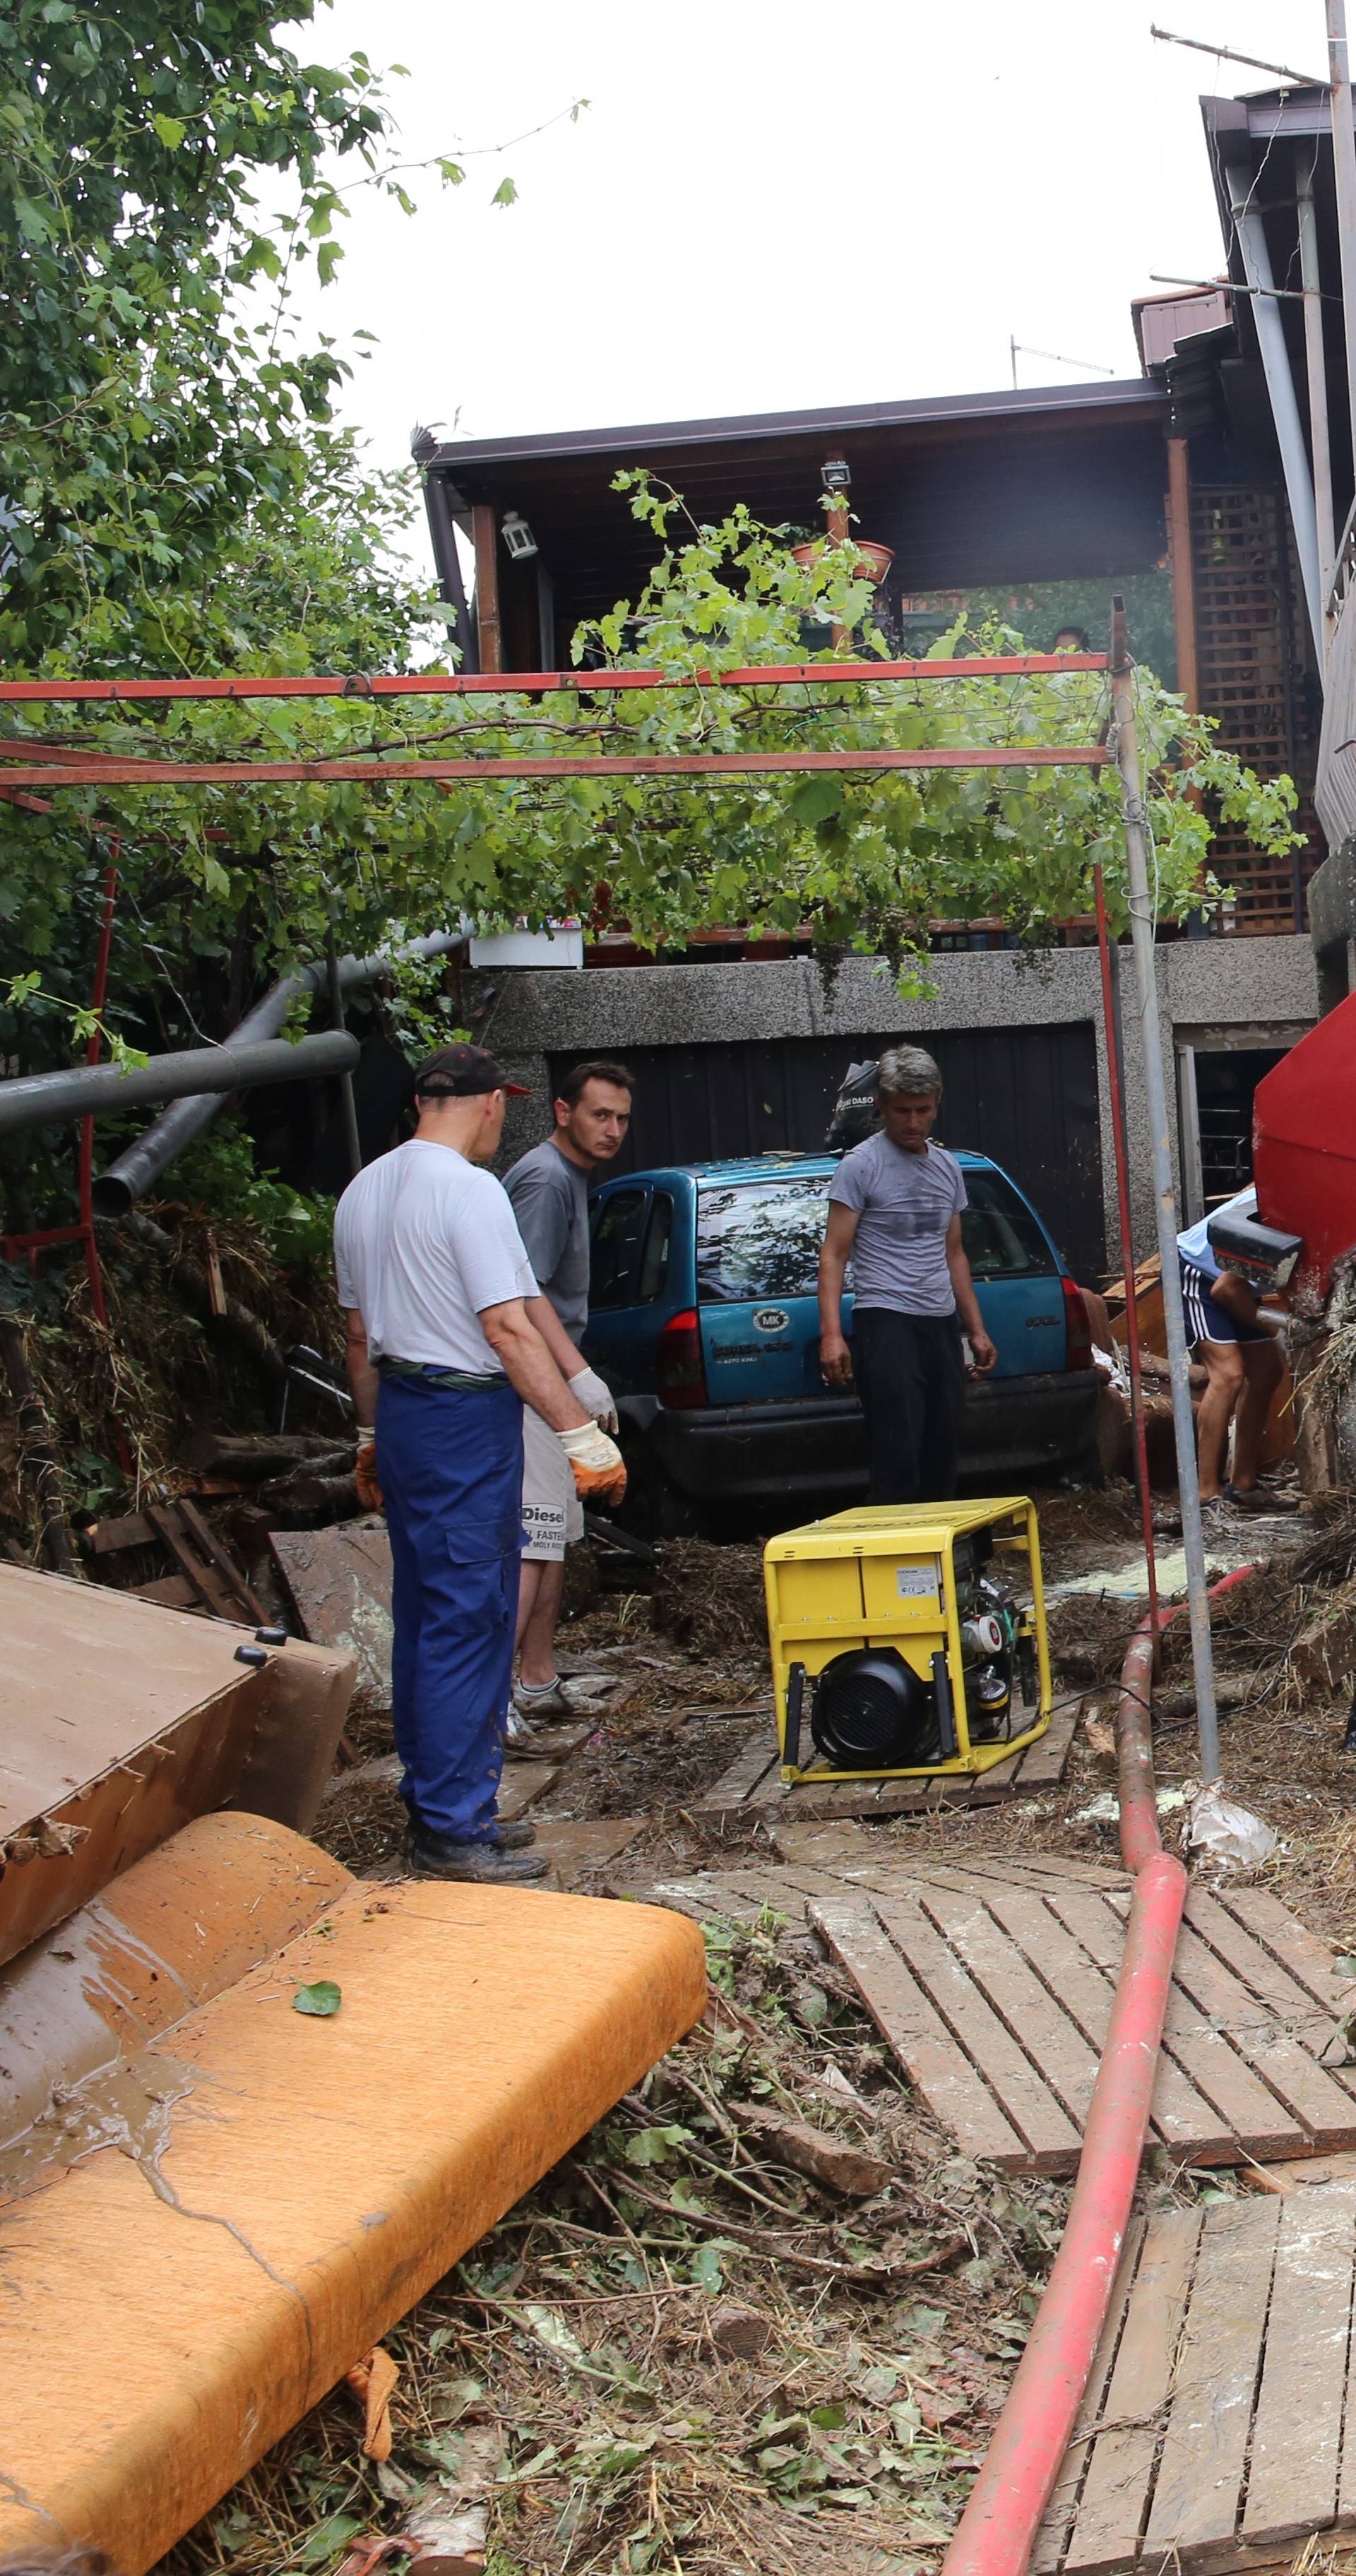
[288,0,1327,568]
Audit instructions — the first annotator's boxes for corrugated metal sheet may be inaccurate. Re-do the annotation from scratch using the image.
[552,1025,1105,1282]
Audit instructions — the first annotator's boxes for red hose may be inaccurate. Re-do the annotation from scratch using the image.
[940,1564,1257,2576]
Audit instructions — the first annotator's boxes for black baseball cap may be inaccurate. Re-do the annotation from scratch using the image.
[412,1042,530,1099]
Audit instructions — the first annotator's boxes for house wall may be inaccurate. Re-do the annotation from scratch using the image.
[475,936,1318,1280]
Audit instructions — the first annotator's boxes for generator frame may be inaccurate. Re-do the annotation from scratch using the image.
[763,1496,1052,1785]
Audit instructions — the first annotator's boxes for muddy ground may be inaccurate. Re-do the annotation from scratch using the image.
[160,1483,1356,2576]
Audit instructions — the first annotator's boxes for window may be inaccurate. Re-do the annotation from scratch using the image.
[960,1169,1056,1279]
[589,1189,649,1310]
[696,1174,838,1304]
[588,1188,673,1310]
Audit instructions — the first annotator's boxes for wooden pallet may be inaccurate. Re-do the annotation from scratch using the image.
[1036,2181,1356,2576]
[696,1700,1078,1822]
[812,1864,1356,2175]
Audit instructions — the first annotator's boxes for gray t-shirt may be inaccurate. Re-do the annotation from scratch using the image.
[827,1133,967,1317]
[503,1140,590,1341]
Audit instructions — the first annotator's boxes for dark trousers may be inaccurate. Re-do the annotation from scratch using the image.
[852,1308,968,1506]
[376,1374,524,1843]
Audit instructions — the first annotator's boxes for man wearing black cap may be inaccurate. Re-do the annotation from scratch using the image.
[334,1044,627,1883]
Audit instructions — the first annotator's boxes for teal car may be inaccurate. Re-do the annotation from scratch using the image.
[581,1150,1099,1535]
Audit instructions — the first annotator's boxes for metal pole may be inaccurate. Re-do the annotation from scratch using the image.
[1225,166,1325,659]
[1110,598,1220,1784]
[325,936,364,1181]
[1328,2,1356,441]
[1093,864,1160,1638]
[1299,162,1337,654]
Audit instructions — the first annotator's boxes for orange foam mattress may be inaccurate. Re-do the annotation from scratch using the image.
[0,1859,706,2572]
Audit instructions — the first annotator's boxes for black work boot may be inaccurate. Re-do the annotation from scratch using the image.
[406,1825,548,1884]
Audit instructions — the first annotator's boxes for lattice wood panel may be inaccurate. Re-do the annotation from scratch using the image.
[807,1861,1356,2175]
[696,1701,1077,1823]
[1190,483,1321,934]
[1036,2183,1356,2575]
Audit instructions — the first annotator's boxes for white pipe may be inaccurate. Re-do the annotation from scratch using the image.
[1227,167,1325,660]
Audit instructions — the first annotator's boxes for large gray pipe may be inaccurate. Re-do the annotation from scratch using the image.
[0,1031,358,1147]
[94,927,464,1215]
[1227,169,1325,660]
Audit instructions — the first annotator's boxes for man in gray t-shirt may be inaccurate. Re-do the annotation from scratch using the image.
[503,1059,635,1721]
[818,1046,996,1505]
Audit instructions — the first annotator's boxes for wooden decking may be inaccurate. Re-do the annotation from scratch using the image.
[643,1841,1356,2178]
[696,1700,1078,1821]
[1036,2181,1356,2575]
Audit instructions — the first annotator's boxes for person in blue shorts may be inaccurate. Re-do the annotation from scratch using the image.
[1177,1184,1292,1527]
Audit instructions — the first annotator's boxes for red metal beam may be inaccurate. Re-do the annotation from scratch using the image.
[0,655,1107,705]
[0,745,1107,788]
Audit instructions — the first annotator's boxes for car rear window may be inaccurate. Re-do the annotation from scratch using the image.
[694,1164,1055,1301]
[961,1169,1057,1278]
[696,1174,835,1303]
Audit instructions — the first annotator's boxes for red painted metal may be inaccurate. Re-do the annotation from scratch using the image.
[1093,861,1158,1637]
[0,744,1108,790]
[0,654,1107,704]
[1252,989,1356,1303]
[944,1563,1258,2576]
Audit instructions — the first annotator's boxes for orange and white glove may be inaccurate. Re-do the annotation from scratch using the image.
[557,1418,627,1505]
[355,1438,383,1512]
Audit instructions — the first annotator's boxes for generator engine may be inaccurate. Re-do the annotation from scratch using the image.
[765,1500,1051,1783]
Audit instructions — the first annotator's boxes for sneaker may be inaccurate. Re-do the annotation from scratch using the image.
[1199,1495,1236,1537]
[1225,1482,1299,1515]
[405,1827,548,1884]
[513,1674,575,1720]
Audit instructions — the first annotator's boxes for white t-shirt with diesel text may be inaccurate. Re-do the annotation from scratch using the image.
[333,1140,538,1375]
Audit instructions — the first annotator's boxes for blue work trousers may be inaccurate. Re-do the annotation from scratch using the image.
[376,1373,524,1844]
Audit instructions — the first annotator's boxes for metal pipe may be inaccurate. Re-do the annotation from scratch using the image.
[0,1031,358,1148]
[1328,3,1356,449]
[1300,162,1337,651]
[93,927,463,1212]
[1226,167,1325,660]
[325,936,364,1181]
[1092,864,1159,1638]
[1110,598,1221,1784]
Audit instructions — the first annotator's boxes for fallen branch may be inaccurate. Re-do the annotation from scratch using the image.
[116,1210,285,1390]
[598,2163,963,2283]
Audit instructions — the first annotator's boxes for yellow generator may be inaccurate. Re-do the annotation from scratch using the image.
[763,1498,1051,1782]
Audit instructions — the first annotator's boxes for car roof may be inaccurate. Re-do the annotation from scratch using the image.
[603,1147,1002,1184]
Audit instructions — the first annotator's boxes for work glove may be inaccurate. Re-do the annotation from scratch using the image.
[568,1364,619,1434]
[355,1438,383,1512]
[557,1418,627,1505]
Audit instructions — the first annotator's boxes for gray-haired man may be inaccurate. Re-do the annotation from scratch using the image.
[817,1046,996,1504]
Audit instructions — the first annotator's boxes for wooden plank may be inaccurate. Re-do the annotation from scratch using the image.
[1060,2205,1203,2576]
[174,1497,263,1622]
[1224,1887,1356,2023]
[1244,2181,1356,2548]
[696,1733,780,1813]
[88,1510,155,1554]
[270,1523,394,1715]
[533,1818,645,1886]
[131,1574,201,1610]
[1033,2218,1147,2576]
[496,1763,559,1823]
[1144,2195,1280,2560]
[811,1890,1030,2167]
[1161,1916,1356,2151]
[1182,1883,1352,2041]
[1038,1882,1245,2164]
[869,1890,1083,2169]
[913,1880,1105,2133]
[1007,1700,1080,1789]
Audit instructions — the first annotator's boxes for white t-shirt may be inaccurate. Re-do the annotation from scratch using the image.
[333,1140,538,1375]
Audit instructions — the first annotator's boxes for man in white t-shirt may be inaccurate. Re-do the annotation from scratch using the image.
[334,1044,626,1883]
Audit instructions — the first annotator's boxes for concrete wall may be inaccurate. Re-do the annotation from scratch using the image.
[472,935,1319,1275]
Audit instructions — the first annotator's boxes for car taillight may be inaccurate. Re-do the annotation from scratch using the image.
[1062,1276,1093,1370]
[656,1308,708,1408]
